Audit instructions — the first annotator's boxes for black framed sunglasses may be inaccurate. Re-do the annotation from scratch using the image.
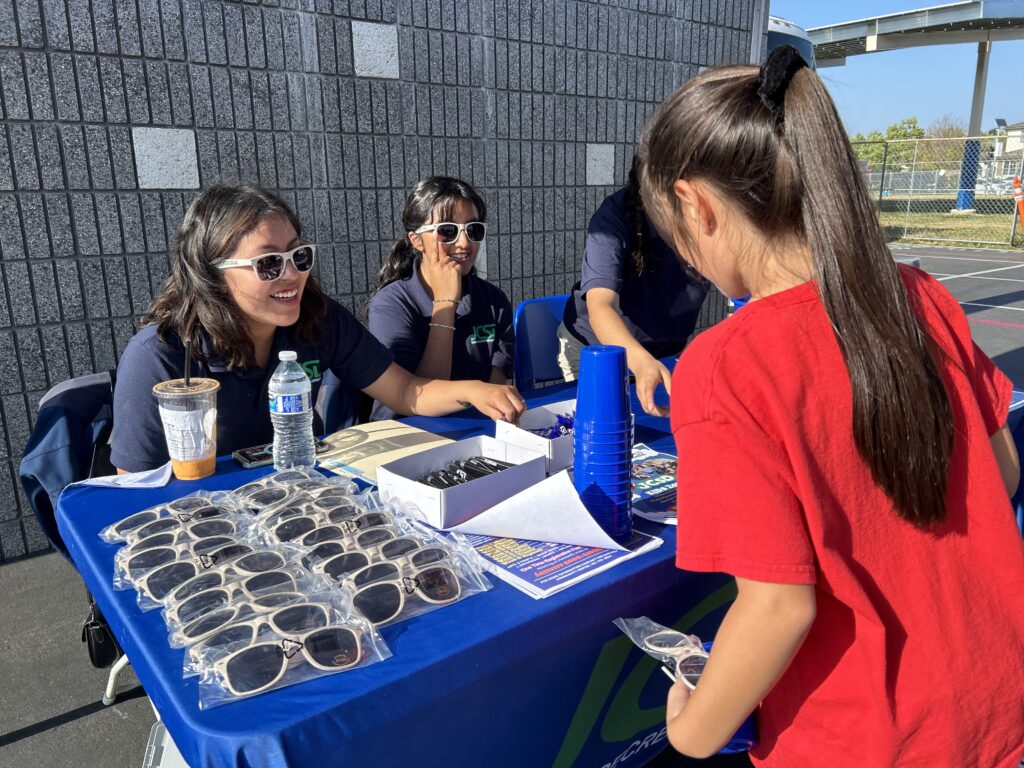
[216,244,317,282]
[414,222,486,243]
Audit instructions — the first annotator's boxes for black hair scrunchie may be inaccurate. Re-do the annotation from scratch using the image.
[757,45,808,120]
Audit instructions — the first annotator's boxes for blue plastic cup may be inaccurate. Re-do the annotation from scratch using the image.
[574,463,632,481]
[575,444,632,461]
[578,468,630,483]
[574,427,633,446]
[576,481,632,541]
[575,346,630,425]
[574,451,631,470]
[576,417,634,433]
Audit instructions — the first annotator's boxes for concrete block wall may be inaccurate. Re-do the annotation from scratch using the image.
[0,0,762,560]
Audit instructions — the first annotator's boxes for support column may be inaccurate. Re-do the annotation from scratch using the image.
[956,41,992,211]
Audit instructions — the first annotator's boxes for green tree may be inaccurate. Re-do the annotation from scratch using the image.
[885,118,925,167]
[851,129,887,167]
[850,117,926,170]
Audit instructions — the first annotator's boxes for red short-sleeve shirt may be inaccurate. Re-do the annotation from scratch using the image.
[672,266,1024,768]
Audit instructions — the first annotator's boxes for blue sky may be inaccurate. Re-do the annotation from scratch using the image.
[769,0,1024,136]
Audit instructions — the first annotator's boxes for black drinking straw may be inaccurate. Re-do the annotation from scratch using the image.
[184,340,192,387]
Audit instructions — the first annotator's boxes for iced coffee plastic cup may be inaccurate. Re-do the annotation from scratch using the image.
[152,378,220,480]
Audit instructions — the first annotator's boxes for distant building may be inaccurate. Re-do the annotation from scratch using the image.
[995,121,1023,176]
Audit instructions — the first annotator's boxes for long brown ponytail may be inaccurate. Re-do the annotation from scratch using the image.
[638,53,953,528]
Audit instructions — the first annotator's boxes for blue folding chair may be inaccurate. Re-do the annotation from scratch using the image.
[513,294,570,392]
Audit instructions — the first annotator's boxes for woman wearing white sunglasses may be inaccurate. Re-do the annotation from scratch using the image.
[111,184,524,473]
[366,177,515,420]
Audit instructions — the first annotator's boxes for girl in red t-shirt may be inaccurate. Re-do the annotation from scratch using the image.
[637,46,1024,767]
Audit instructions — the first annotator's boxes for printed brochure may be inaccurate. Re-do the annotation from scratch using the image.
[462,529,662,599]
[631,443,678,525]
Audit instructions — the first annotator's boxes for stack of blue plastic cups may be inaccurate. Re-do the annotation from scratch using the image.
[573,345,634,542]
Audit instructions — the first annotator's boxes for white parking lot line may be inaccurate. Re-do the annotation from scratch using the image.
[960,301,1024,313]
[938,264,1024,281]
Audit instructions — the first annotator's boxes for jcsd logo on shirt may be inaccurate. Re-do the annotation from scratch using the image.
[469,324,496,344]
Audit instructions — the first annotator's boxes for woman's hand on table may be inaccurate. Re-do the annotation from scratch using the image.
[632,353,672,417]
[459,380,526,424]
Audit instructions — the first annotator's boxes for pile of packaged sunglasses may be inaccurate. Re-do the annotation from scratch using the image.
[100,467,492,707]
[526,411,576,440]
[417,455,515,489]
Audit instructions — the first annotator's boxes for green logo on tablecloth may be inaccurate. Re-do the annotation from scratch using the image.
[551,580,738,768]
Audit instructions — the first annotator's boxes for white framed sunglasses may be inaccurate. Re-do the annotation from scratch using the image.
[414,222,486,243]
[642,630,709,690]
[214,621,362,697]
[215,244,317,282]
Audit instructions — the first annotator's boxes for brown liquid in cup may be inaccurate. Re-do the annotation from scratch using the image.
[171,454,217,481]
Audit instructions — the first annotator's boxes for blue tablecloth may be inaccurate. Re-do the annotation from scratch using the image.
[57,381,733,768]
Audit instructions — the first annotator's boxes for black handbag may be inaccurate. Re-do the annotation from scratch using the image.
[81,594,122,669]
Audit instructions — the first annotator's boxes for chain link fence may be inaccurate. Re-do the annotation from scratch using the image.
[852,136,1024,248]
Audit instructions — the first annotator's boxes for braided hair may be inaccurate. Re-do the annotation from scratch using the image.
[624,155,652,274]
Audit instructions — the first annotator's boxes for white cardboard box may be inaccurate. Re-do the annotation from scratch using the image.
[376,436,547,528]
[494,398,575,474]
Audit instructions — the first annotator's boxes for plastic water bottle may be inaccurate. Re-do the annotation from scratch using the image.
[268,350,315,470]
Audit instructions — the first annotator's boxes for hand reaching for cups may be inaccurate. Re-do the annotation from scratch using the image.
[632,353,672,418]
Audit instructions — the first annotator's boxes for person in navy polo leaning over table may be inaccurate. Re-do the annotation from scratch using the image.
[111,184,525,473]
[367,177,515,420]
[559,157,708,417]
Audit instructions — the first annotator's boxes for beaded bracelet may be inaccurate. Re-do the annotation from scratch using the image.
[432,298,458,305]
[429,322,456,331]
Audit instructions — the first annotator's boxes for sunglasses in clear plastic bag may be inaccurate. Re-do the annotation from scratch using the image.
[167,570,300,625]
[236,485,292,514]
[306,538,443,583]
[344,561,461,625]
[123,536,249,579]
[214,622,361,697]
[134,543,256,602]
[125,518,240,554]
[165,550,290,605]
[642,630,709,690]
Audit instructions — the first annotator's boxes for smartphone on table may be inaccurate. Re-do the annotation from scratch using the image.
[232,440,330,469]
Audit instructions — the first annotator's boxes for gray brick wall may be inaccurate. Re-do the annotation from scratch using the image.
[0,0,761,561]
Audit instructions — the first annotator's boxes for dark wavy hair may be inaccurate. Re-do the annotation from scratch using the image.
[142,184,327,369]
[638,62,953,529]
[372,176,487,293]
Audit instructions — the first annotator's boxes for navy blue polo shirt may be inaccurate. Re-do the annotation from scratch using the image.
[563,188,707,359]
[367,262,514,420]
[111,298,393,472]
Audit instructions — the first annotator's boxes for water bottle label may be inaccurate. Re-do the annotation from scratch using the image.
[269,392,311,414]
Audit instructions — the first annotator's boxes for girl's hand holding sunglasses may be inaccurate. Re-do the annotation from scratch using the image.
[641,629,709,691]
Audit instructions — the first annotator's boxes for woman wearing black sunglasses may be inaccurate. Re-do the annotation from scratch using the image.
[111,184,524,473]
[366,177,515,420]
